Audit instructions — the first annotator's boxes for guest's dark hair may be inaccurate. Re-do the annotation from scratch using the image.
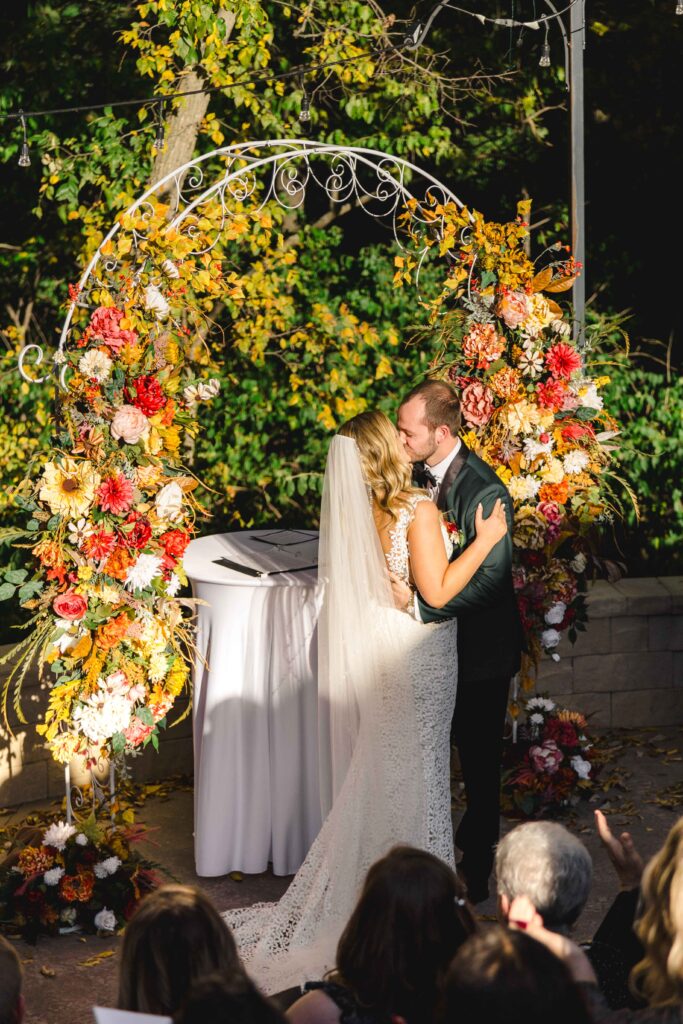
[118,885,245,1017]
[332,845,476,1022]
[400,380,462,436]
[173,973,286,1024]
[439,924,593,1024]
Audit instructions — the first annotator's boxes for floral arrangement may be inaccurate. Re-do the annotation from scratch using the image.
[395,199,627,683]
[501,695,598,817]
[0,202,238,765]
[0,817,159,943]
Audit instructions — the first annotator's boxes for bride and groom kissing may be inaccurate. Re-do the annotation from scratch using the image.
[225,378,525,994]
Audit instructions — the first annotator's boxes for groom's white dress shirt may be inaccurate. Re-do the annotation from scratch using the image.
[413,438,461,621]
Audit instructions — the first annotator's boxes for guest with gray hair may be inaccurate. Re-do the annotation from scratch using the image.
[495,812,646,1010]
[495,821,592,933]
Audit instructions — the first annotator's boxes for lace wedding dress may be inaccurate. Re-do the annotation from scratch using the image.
[223,437,458,995]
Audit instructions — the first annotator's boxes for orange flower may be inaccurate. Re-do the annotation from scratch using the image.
[489,366,522,399]
[538,480,569,505]
[59,868,95,903]
[17,846,54,877]
[96,612,131,650]
[104,548,135,581]
[159,398,176,427]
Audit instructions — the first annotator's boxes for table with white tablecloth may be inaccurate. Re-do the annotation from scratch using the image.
[185,530,323,877]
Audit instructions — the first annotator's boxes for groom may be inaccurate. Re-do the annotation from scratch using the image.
[395,379,524,902]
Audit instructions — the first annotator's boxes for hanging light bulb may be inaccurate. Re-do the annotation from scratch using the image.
[154,99,166,151]
[539,25,551,67]
[299,86,311,124]
[18,111,31,168]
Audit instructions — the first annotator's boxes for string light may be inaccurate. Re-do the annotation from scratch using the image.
[18,110,31,167]
[298,76,311,125]
[539,25,551,66]
[155,99,166,151]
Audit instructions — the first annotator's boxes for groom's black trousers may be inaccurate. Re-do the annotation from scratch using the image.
[451,673,511,884]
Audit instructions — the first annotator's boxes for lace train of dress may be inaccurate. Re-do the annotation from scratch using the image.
[223,493,457,995]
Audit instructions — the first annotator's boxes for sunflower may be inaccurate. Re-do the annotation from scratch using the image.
[39,459,100,518]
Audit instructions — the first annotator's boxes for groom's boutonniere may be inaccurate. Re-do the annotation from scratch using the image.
[441,513,463,548]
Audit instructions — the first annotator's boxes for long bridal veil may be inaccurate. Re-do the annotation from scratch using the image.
[224,435,428,995]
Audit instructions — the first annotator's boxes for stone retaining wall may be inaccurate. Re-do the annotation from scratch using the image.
[536,577,683,726]
[1,577,681,807]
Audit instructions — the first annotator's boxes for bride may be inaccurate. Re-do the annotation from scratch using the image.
[224,410,507,994]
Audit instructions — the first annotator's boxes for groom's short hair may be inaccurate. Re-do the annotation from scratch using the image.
[400,380,462,436]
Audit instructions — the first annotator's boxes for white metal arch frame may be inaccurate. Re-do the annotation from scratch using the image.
[19,140,464,385]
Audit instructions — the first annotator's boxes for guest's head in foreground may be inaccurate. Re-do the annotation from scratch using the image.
[397,379,462,465]
[0,936,24,1024]
[440,924,593,1024]
[173,973,286,1024]
[331,845,476,1022]
[118,884,245,1017]
[495,821,593,934]
[339,410,414,519]
[631,816,683,1007]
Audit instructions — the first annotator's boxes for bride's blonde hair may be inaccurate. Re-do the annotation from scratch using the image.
[339,410,419,521]
[631,817,683,1006]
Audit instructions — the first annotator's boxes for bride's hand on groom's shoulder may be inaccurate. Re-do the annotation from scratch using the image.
[474,498,508,547]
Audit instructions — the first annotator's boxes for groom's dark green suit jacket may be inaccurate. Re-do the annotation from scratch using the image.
[416,440,525,683]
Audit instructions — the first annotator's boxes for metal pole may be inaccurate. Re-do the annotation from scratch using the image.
[570,0,586,348]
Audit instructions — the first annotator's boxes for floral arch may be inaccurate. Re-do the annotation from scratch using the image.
[6,138,619,784]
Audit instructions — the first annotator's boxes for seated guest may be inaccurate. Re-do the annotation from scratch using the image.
[495,813,644,1008]
[287,846,477,1024]
[439,924,594,1024]
[174,973,286,1024]
[118,885,247,1017]
[0,935,24,1024]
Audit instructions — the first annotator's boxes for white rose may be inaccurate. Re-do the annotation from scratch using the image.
[571,755,592,780]
[93,907,117,933]
[541,628,561,649]
[75,833,88,846]
[544,602,567,625]
[155,481,184,523]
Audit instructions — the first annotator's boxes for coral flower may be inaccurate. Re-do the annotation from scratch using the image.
[545,343,582,380]
[97,474,135,516]
[84,529,117,562]
[536,379,567,411]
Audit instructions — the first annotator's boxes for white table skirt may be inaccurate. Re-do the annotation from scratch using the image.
[185,531,323,877]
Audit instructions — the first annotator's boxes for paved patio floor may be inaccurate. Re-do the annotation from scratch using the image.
[9,726,683,1024]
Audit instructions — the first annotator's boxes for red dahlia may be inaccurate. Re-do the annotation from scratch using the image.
[545,343,582,380]
[536,378,567,411]
[127,375,167,416]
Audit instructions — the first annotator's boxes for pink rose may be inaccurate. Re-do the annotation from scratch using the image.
[461,382,495,427]
[111,405,150,445]
[529,739,563,775]
[497,290,531,329]
[124,717,154,748]
[86,306,138,352]
[53,591,88,621]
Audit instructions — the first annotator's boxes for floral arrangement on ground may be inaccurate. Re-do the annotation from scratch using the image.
[501,695,602,818]
[395,198,631,691]
[0,815,160,943]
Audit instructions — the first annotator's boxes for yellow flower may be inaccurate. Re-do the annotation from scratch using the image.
[166,660,188,697]
[496,465,513,484]
[148,652,168,683]
[541,456,565,484]
[160,425,181,454]
[78,565,94,582]
[500,400,541,436]
[39,458,100,518]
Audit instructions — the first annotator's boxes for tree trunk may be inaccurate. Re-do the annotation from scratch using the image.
[150,9,235,195]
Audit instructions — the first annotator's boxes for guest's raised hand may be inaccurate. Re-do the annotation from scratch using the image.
[594,808,644,891]
[474,498,508,546]
[508,895,597,984]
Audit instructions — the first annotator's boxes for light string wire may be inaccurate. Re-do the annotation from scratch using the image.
[1,1,582,128]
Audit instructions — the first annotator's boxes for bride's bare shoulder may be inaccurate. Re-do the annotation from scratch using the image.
[409,495,439,525]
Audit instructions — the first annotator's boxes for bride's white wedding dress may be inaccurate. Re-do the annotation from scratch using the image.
[223,437,458,994]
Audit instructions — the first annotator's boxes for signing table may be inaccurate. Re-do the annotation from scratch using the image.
[185,530,323,877]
